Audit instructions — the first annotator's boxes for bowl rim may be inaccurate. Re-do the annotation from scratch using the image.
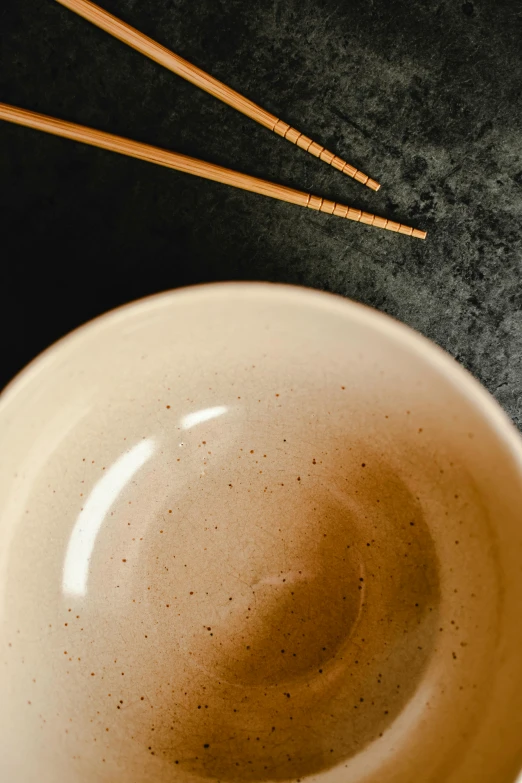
[2,281,521,470]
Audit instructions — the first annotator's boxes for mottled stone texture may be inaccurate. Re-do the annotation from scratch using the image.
[0,0,520,425]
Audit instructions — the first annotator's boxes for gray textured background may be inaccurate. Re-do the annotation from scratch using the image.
[1,0,521,426]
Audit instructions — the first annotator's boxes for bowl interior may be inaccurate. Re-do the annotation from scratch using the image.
[1,284,522,783]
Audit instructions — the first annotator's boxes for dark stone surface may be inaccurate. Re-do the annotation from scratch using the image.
[0,0,520,426]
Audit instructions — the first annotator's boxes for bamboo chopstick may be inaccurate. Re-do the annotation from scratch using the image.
[54,0,381,192]
[0,103,425,238]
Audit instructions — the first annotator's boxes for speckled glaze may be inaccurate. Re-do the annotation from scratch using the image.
[1,283,522,783]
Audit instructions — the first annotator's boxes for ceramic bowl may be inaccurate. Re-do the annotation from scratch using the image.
[1,283,522,783]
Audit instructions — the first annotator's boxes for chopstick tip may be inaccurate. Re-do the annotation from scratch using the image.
[367,178,381,192]
[412,228,427,240]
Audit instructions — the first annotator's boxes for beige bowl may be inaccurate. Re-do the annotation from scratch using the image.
[1,282,522,783]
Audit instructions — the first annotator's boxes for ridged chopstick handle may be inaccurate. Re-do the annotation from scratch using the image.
[305,194,425,237]
[273,119,380,190]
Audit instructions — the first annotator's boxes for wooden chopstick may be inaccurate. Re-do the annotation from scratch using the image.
[0,103,425,238]
[54,0,381,192]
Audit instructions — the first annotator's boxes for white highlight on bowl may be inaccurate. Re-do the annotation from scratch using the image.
[180,405,228,430]
[62,438,155,597]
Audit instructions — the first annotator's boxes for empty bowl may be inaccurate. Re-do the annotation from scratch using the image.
[1,283,522,782]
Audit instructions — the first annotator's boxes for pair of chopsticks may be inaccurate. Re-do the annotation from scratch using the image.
[0,0,426,239]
